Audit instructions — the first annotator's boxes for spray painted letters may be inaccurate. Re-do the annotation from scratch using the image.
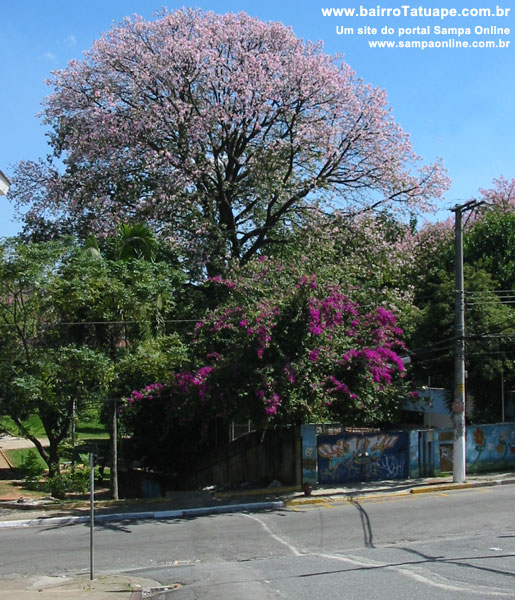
[317,431,409,483]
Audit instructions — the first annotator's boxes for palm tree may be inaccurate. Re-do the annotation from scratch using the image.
[79,223,159,499]
[116,223,158,261]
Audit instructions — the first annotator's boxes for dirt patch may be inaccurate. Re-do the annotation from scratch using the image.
[0,434,48,451]
[0,479,45,501]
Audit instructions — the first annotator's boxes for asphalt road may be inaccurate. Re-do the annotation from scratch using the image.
[1,486,514,598]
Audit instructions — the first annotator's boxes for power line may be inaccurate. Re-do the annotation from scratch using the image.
[0,318,201,328]
[467,289,515,292]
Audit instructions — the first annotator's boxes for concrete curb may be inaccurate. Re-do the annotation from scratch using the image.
[215,485,299,499]
[0,500,286,529]
[409,477,515,495]
[285,477,515,506]
[285,491,412,507]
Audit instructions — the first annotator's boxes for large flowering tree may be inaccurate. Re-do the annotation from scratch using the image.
[10,8,448,274]
[478,176,515,212]
[124,256,409,437]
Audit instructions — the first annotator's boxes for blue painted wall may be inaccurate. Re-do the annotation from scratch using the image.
[301,424,317,484]
[316,431,409,484]
[433,422,515,475]
[302,422,515,484]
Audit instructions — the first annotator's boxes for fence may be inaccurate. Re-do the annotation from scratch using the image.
[182,426,302,490]
[302,422,515,484]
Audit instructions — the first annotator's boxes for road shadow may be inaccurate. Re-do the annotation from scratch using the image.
[297,547,515,581]
[349,498,375,548]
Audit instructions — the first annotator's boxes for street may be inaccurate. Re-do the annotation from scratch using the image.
[1,486,514,598]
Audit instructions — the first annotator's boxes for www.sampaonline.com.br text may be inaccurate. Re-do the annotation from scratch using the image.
[368,38,510,48]
[322,6,510,19]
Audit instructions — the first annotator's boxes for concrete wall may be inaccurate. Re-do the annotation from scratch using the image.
[303,422,515,484]
[430,422,515,476]
[301,424,410,484]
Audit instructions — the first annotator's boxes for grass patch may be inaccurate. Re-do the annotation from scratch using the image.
[0,413,108,441]
[3,446,111,498]
[0,414,46,438]
[5,439,109,469]
[4,447,47,470]
[75,422,108,439]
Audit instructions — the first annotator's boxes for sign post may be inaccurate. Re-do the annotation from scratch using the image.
[90,452,95,581]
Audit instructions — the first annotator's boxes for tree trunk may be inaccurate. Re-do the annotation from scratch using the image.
[47,443,66,499]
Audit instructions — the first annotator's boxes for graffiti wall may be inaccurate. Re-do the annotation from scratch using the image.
[430,422,515,476]
[316,431,409,484]
[466,424,515,474]
[301,422,515,485]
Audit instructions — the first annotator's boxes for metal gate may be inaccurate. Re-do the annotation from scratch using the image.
[317,430,409,484]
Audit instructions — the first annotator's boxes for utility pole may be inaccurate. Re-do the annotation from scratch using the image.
[451,200,483,483]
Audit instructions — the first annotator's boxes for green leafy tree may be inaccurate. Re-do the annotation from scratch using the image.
[462,210,515,421]
[408,208,515,422]
[0,241,115,493]
[9,346,114,481]
[0,237,188,495]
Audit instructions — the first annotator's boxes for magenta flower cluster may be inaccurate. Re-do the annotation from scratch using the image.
[126,365,216,425]
[308,289,359,336]
[256,388,281,415]
[127,270,407,425]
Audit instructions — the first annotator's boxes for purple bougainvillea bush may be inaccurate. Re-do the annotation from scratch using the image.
[124,256,409,431]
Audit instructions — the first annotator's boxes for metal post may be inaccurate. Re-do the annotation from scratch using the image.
[89,452,95,581]
[501,370,505,422]
[452,204,466,483]
[111,400,118,500]
[71,398,76,469]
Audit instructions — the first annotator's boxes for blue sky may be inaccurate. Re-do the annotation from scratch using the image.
[1,0,514,236]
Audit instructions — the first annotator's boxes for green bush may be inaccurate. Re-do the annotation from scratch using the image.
[20,451,45,489]
[70,467,91,494]
[44,461,96,498]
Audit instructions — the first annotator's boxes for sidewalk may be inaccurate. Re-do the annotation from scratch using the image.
[0,472,514,599]
[282,471,515,505]
[1,471,514,526]
[0,574,170,600]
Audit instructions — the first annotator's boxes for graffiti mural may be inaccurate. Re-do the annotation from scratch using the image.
[317,431,409,484]
[430,423,515,476]
[466,424,515,474]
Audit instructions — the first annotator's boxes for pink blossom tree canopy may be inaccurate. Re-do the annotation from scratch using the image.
[478,176,515,212]
[11,9,448,272]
